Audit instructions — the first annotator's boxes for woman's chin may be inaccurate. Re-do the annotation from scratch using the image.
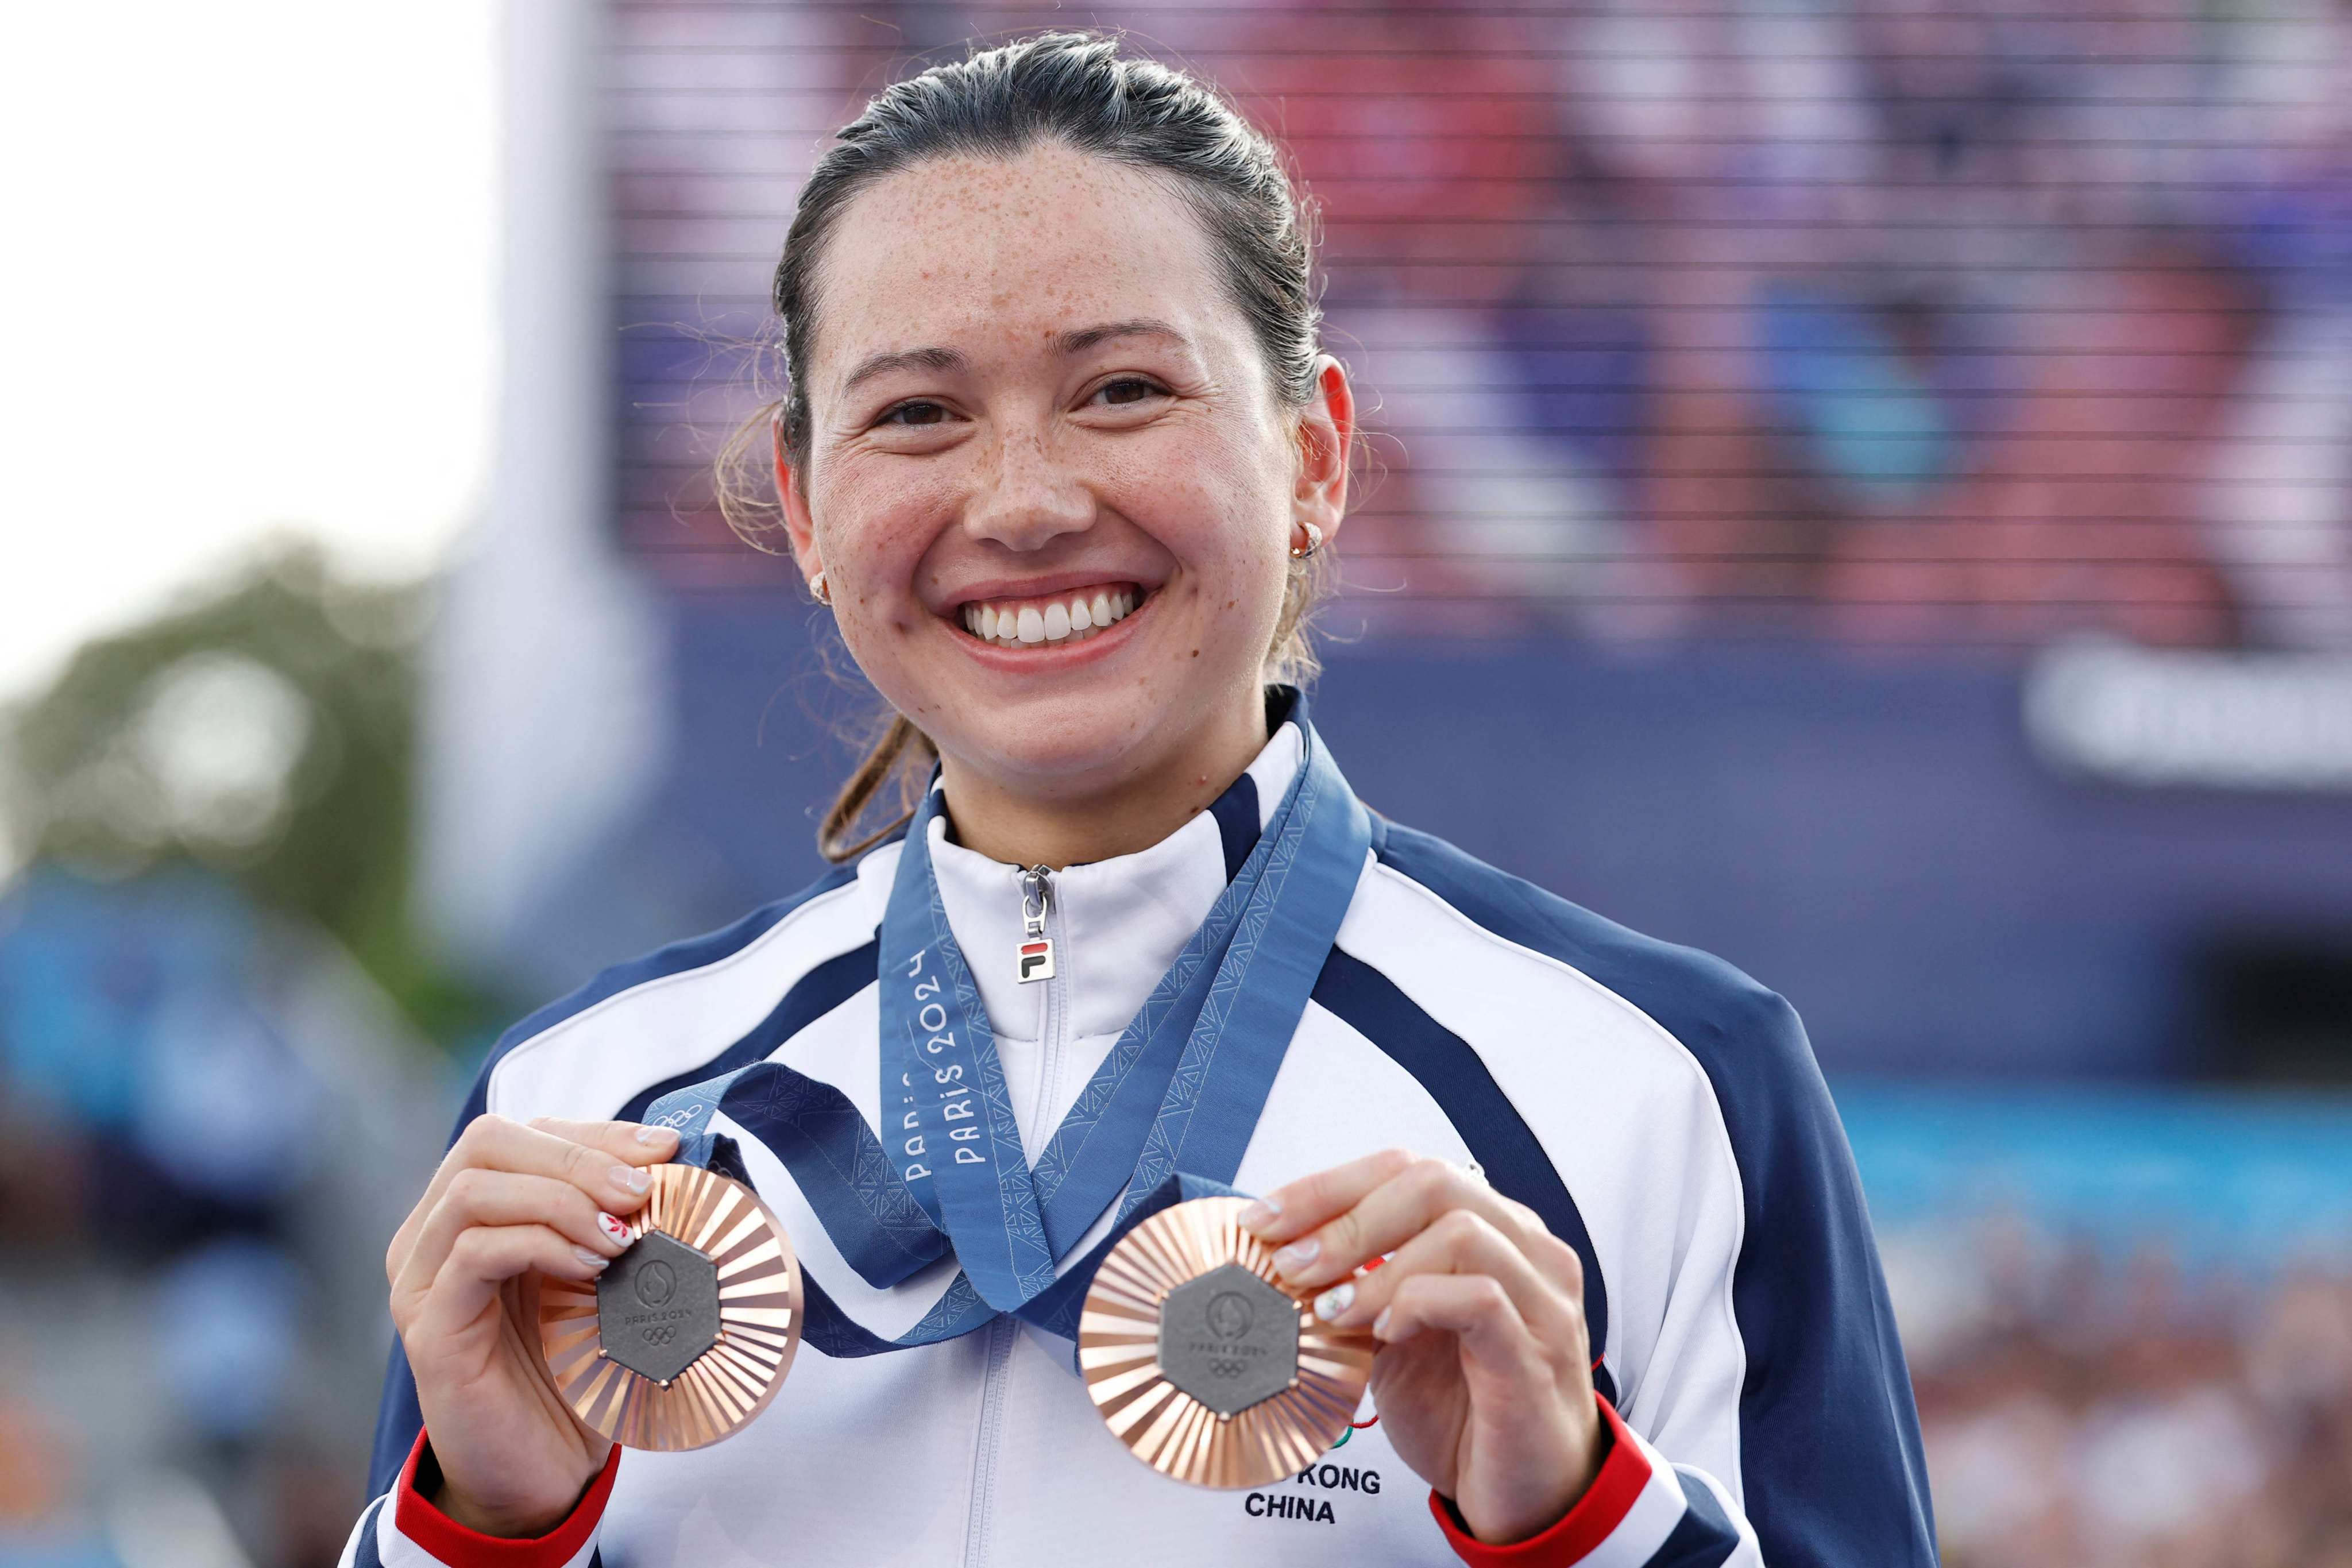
[945,705,1176,792]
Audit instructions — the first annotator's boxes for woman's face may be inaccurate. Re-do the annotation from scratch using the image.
[778,144,1352,804]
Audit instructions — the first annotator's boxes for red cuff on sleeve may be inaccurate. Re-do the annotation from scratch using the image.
[393,1430,622,1568]
[1428,1393,1651,1566]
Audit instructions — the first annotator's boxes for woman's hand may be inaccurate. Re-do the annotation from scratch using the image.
[1241,1149,1604,1545]
[385,1114,680,1537]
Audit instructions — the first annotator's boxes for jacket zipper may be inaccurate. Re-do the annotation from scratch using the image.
[961,1314,1017,1568]
[1024,866,1070,1141]
[967,867,1068,1568]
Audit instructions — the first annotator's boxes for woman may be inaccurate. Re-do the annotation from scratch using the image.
[347,33,1934,1568]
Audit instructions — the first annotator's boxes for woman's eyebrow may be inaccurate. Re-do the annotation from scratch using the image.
[840,345,965,399]
[838,320,1190,400]
[1053,318,1189,356]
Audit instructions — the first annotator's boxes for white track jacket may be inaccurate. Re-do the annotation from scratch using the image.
[343,709,1936,1567]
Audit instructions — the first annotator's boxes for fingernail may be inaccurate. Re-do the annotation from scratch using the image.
[612,1165,651,1194]
[1239,1196,1281,1230]
[1372,1307,1392,1338]
[1314,1283,1355,1322]
[636,1125,677,1146]
[1271,1238,1320,1274]
[572,1246,610,1270]
[599,1212,631,1244]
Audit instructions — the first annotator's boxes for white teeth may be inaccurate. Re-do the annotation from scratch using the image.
[961,586,1144,647]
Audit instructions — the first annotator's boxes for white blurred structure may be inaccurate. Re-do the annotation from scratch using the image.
[421,0,667,983]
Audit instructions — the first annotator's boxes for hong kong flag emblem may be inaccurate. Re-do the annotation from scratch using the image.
[1016,939,1056,984]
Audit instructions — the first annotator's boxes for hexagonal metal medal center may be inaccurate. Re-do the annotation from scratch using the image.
[595,1229,721,1386]
[1156,1262,1299,1418]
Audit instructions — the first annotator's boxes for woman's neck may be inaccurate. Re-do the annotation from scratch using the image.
[936,698,1273,871]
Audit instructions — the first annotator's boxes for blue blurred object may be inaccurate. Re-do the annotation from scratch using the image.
[0,867,321,1205]
[149,1238,306,1442]
[1493,296,1653,488]
[1841,1079,2352,1267]
[1755,282,1957,502]
[0,1535,122,1568]
[0,870,165,1129]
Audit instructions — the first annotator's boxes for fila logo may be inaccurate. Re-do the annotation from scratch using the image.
[1015,939,1055,984]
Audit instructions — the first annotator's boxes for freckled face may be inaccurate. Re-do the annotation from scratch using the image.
[785,145,1304,796]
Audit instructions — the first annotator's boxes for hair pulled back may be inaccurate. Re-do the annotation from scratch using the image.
[715,29,1333,862]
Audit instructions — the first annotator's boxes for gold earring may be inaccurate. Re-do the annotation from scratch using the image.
[1288,522,1324,560]
[810,571,832,606]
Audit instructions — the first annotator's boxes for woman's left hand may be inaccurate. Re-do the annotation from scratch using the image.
[1241,1149,1605,1545]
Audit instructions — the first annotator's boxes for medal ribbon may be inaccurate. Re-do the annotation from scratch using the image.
[643,715,1370,1355]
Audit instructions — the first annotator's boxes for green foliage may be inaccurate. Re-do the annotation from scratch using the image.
[0,539,498,1051]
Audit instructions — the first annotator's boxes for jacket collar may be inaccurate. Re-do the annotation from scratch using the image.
[922,696,1307,1045]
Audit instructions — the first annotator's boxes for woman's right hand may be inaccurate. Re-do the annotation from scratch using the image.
[386,1114,681,1536]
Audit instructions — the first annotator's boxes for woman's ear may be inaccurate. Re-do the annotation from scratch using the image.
[1292,356,1355,549]
[774,410,821,582]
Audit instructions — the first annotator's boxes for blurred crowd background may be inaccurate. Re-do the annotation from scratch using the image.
[3,1,2349,1565]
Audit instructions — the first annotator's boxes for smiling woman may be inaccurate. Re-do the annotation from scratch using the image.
[350,32,1936,1568]
[767,136,1345,871]
[712,55,1336,864]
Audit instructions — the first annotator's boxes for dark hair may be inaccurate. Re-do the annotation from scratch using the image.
[715,30,1333,861]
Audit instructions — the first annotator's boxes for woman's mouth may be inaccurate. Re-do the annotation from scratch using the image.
[955,582,1145,649]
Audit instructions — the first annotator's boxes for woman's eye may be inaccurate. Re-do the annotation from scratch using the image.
[878,400,947,427]
[1094,377,1167,407]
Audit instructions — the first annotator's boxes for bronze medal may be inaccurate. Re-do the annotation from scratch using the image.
[1080,1196,1375,1488]
[536,1162,801,1451]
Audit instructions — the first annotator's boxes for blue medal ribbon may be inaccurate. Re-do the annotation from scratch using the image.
[643,711,1369,1354]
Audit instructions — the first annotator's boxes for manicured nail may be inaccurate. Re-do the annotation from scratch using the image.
[636,1125,677,1146]
[1239,1196,1281,1230]
[1314,1283,1355,1322]
[1271,1237,1320,1274]
[612,1165,651,1194]
[572,1246,610,1270]
[598,1212,631,1244]
[1372,1307,1392,1338]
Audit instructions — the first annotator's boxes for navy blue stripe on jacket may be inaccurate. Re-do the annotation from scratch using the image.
[347,1496,387,1568]
[1373,821,1937,1568]
[365,866,860,1498]
[613,939,879,1125]
[1310,948,1619,1408]
[1650,1469,1744,1566]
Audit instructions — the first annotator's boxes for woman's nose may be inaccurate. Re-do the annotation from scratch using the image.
[961,426,1094,551]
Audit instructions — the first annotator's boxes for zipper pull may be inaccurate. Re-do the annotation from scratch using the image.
[1015,864,1056,984]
